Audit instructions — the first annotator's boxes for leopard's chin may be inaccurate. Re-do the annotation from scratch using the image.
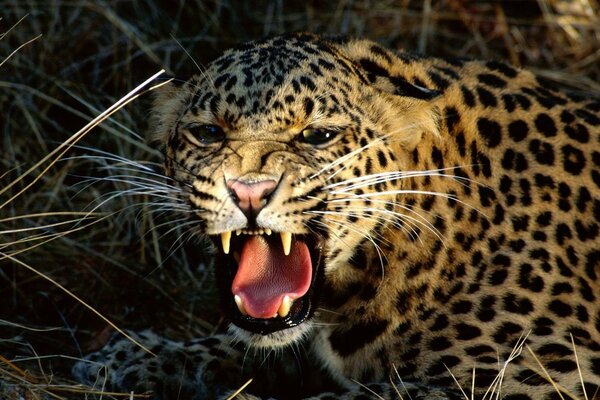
[228,321,315,348]
[213,231,325,336]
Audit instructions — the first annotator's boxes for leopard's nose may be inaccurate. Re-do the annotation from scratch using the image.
[227,179,277,220]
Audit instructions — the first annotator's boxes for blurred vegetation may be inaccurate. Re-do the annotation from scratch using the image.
[0,0,598,398]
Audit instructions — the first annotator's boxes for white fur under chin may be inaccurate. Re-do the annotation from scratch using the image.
[228,320,314,348]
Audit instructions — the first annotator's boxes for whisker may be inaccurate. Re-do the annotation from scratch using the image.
[0,69,167,210]
[308,198,446,247]
[0,211,104,224]
[0,213,114,261]
[74,174,186,196]
[303,219,355,256]
[149,217,194,234]
[0,215,99,235]
[308,121,436,182]
[326,189,487,218]
[55,88,154,151]
[306,208,423,247]
[65,145,163,167]
[309,132,393,181]
[315,307,343,316]
[83,189,187,212]
[323,166,487,192]
[309,216,388,282]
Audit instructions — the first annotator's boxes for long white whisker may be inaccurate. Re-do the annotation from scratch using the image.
[55,85,154,151]
[0,214,114,261]
[323,206,446,247]
[326,189,487,218]
[306,219,364,256]
[67,158,174,185]
[312,195,441,231]
[158,219,199,239]
[324,167,486,192]
[305,196,425,243]
[0,69,168,209]
[309,121,435,182]
[312,215,388,282]
[64,152,166,176]
[307,208,424,247]
[79,188,182,208]
[308,132,393,181]
[64,146,163,168]
[75,174,184,193]
[0,215,99,235]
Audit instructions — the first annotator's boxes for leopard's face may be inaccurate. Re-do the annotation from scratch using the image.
[154,34,439,347]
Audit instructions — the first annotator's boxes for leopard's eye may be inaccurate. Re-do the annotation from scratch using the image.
[187,124,225,145]
[300,127,339,147]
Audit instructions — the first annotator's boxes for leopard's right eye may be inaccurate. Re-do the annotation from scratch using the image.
[187,124,225,145]
[299,127,339,147]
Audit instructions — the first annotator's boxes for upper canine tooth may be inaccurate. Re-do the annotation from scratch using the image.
[234,295,247,315]
[221,231,232,254]
[280,232,292,256]
[278,295,293,318]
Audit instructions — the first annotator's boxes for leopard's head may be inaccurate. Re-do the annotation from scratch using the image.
[153,33,440,347]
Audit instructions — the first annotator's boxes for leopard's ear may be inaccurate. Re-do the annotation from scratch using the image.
[152,74,176,94]
[150,75,188,143]
[333,38,442,150]
[336,39,440,100]
[151,75,188,103]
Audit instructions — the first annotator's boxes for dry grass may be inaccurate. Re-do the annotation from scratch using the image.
[0,1,599,398]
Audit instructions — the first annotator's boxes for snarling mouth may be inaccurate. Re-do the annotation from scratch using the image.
[213,230,324,335]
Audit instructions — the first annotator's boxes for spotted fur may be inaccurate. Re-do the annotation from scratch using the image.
[74,33,600,399]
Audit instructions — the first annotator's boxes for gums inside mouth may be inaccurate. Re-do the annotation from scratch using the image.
[213,231,323,335]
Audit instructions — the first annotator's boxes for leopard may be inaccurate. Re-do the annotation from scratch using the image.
[73,33,600,399]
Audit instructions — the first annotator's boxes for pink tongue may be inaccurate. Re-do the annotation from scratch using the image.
[231,235,312,319]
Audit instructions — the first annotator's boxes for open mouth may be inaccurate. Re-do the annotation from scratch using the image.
[213,230,324,335]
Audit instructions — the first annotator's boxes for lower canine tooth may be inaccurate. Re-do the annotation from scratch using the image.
[234,295,247,316]
[221,231,232,254]
[278,295,293,318]
[280,232,292,256]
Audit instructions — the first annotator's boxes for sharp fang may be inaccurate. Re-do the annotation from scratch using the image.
[280,232,292,256]
[234,295,247,316]
[221,231,232,254]
[265,228,272,235]
[278,295,293,318]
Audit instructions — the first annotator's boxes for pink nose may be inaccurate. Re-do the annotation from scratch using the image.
[227,179,277,217]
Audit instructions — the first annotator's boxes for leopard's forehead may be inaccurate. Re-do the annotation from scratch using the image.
[212,34,346,77]
[178,34,366,133]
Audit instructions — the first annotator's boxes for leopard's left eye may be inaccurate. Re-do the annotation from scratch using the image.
[300,127,339,147]
[186,124,225,146]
